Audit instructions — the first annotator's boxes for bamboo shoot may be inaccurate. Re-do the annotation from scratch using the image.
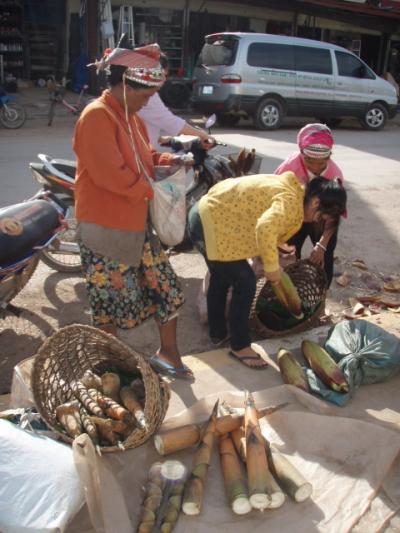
[245,391,285,510]
[219,433,251,515]
[266,443,312,503]
[72,381,105,418]
[101,372,121,402]
[154,404,287,456]
[182,400,219,516]
[56,401,82,439]
[137,462,165,533]
[88,389,132,423]
[120,386,148,429]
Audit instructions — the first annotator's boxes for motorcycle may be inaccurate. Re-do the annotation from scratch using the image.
[0,191,68,317]
[0,87,27,129]
[29,117,259,265]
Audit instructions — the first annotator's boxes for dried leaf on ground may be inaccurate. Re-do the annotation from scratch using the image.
[383,279,400,293]
[352,259,369,271]
[336,271,352,287]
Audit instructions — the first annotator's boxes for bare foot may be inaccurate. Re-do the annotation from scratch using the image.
[228,346,269,369]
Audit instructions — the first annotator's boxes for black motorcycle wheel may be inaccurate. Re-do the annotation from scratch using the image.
[0,102,26,129]
[40,200,82,273]
[0,256,39,314]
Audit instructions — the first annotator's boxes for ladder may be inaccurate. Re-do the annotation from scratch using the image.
[118,6,135,47]
[99,0,115,50]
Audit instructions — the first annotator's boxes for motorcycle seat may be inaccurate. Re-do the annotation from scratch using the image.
[50,158,76,178]
[0,199,60,265]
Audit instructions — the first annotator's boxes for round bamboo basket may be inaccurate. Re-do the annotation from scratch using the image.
[32,324,170,453]
[249,260,327,338]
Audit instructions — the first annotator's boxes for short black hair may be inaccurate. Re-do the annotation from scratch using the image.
[304,176,347,222]
[107,65,154,89]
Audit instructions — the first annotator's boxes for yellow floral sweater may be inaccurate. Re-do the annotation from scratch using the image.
[198,171,304,272]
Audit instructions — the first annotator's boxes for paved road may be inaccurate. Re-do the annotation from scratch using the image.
[1,101,399,272]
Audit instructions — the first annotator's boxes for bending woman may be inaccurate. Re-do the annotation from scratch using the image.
[188,172,347,369]
[275,123,345,285]
[73,42,192,379]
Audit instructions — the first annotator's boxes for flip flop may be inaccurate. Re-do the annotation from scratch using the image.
[228,350,269,370]
[149,355,194,380]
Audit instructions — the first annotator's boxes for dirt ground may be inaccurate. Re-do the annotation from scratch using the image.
[1,243,398,394]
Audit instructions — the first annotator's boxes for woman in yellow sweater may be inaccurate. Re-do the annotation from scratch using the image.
[188,172,346,368]
[73,40,193,379]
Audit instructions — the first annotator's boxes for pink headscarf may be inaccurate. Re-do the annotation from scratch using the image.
[89,44,165,87]
[297,123,334,159]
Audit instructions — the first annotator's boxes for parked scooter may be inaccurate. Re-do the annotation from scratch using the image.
[29,116,259,265]
[0,86,26,129]
[0,191,68,316]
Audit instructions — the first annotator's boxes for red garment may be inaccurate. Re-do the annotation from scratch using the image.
[73,90,174,232]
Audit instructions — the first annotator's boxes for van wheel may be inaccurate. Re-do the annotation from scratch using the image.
[216,113,240,127]
[254,98,283,130]
[360,104,388,130]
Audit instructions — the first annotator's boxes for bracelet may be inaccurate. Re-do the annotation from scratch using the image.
[316,242,327,252]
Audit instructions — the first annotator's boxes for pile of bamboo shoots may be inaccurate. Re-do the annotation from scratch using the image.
[54,369,148,451]
[147,392,312,529]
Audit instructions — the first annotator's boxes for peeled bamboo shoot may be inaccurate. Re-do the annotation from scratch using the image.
[182,400,219,516]
[72,381,105,418]
[245,391,285,510]
[219,433,251,515]
[89,416,128,434]
[157,461,187,532]
[120,386,148,429]
[154,404,287,456]
[88,389,132,423]
[101,372,121,402]
[80,370,102,391]
[56,401,82,439]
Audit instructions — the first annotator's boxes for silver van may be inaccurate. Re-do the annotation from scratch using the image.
[192,32,398,130]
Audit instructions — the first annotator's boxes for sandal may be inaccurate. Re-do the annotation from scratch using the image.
[149,355,194,380]
[228,350,269,370]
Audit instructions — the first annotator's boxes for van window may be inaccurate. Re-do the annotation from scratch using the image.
[295,46,332,75]
[335,51,375,79]
[197,38,238,66]
[247,43,295,70]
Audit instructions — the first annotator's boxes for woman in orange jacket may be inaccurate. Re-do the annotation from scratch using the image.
[73,39,192,379]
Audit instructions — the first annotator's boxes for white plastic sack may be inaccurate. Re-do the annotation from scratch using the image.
[150,166,186,246]
[0,419,85,533]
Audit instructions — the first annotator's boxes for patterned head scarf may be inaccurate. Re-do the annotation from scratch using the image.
[297,123,334,159]
[89,43,165,88]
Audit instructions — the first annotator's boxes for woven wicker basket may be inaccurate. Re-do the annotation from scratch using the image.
[32,324,170,453]
[249,260,327,338]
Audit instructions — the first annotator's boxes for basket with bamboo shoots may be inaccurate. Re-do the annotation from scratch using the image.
[32,324,170,453]
[249,260,327,338]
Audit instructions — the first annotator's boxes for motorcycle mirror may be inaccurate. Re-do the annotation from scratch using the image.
[205,114,216,132]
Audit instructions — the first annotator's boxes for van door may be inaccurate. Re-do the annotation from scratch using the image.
[333,51,375,117]
[294,46,334,117]
[245,42,297,115]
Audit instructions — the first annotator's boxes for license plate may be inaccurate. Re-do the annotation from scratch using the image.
[202,85,213,95]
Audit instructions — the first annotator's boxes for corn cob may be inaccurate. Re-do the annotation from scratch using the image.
[277,349,310,392]
[272,271,304,319]
[301,340,349,393]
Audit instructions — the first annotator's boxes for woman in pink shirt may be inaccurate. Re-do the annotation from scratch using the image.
[275,123,345,286]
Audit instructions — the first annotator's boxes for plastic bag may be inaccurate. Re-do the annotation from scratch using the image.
[325,318,400,389]
[306,319,400,406]
[0,419,85,533]
[149,166,186,246]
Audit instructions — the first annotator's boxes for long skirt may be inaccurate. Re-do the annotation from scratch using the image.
[79,235,184,329]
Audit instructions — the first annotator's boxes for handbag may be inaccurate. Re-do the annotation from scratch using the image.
[149,166,187,246]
